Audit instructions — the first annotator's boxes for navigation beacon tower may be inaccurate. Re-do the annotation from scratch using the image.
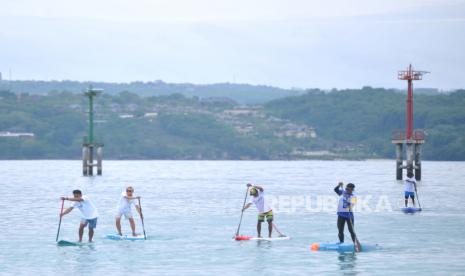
[392,64,429,181]
[82,86,104,176]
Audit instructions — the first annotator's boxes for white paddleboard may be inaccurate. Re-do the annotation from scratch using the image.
[250,236,291,241]
[105,233,147,240]
[235,235,291,241]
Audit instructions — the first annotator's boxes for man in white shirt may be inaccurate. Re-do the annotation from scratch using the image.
[404,171,417,207]
[242,183,274,238]
[60,190,99,242]
[115,186,142,236]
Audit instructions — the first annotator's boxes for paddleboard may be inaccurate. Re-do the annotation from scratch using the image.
[105,233,147,240]
[401,207,422,214]
[234,235,291,241]
[57,240,84,246]
[311,242,380,252]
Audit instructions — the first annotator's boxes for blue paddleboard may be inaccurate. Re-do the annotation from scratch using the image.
[105,233,146,240]
[311,242,380,252]
[401,207,422,214]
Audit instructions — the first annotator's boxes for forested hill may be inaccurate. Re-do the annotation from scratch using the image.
[1,87,464,160]
[0,80,304,104]
[0,80,443,104]
[265,88,465,160]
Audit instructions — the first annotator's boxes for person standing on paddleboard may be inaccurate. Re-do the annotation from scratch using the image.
[242,183,274,238]
[115,186,142,236]
[60,190,99,242]
[404,170,417,208]
[334,182,357,244]
[404,171,417,207]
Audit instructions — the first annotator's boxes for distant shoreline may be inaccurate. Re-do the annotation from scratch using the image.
[1,158,463,162]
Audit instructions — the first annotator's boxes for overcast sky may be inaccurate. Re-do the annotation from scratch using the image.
[1,0,464,89]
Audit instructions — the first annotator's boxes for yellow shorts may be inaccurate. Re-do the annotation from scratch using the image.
[258,210,273,222]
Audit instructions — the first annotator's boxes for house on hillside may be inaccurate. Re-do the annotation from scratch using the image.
[109,103,122,113]
[223,107,263,117]
[125,103,139,112]
[144,112,158,118]
[200,97,237,106]
[275,123,316,138]
[0,131,35,138]
[234,124,254,135]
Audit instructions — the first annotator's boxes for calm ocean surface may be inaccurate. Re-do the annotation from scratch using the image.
[0,160,464,275]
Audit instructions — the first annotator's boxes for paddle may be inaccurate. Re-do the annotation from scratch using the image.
[137,198,147,240]
[348,216,362,252]
[56,199,65,242]
[272,223,287,237]
[414,182,422,210]
[234,185,249,238]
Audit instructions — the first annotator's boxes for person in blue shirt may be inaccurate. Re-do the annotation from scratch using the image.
[334,182,357,244]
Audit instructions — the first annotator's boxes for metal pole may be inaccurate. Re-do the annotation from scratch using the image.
[97,146,103,175]
[406,68,413,140]
[82,146,88,176]
[86,88,94,176]
[396,143,403,180]
[88,145,94,176]
[415,143,422,180]
[83,87,103,177]
[89,94,94,144]
[406,143,414,175]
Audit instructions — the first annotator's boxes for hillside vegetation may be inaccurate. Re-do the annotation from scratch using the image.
[265,87,465,160]
[1,86,464,160]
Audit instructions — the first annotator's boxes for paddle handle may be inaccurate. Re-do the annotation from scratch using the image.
[235,186,249,237]
[138,198,147,240]
[56,199,64,242]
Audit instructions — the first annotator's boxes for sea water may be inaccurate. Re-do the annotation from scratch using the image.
[0,160,464,275]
